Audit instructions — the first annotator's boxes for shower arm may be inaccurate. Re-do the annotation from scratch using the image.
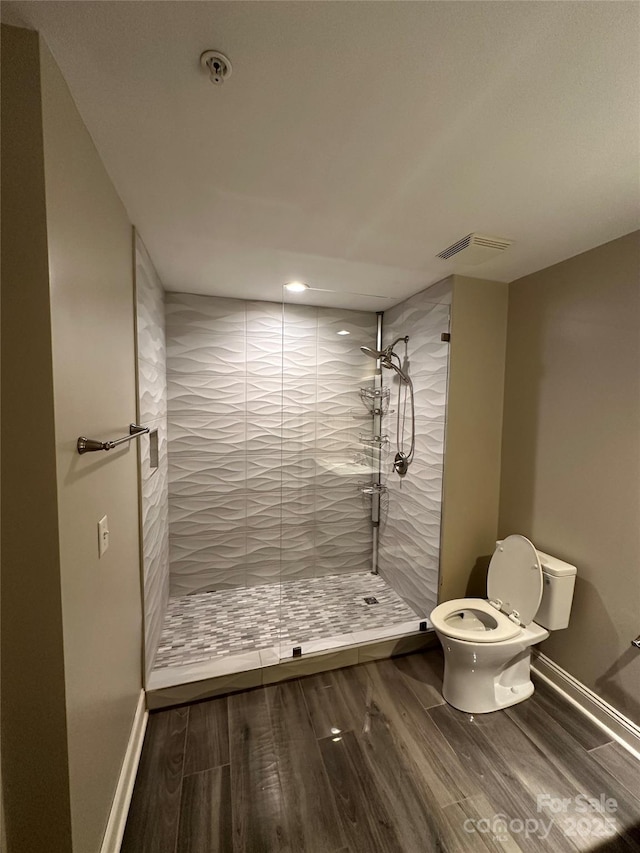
[380,336,409,362]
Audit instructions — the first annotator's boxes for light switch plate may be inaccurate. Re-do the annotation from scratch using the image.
[98,515,109,557]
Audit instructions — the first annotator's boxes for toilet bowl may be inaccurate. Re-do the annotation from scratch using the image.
[431,535,576,714]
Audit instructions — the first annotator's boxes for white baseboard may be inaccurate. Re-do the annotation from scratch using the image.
[532,651,640,760]
[100,690,148,853]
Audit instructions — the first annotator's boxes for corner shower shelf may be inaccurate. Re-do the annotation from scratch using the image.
[360,386,391,415]
[359,433,389,448]
[360,386,389,399]
[360,483,388,496]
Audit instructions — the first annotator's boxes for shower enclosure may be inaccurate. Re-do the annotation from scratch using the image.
[135,237,451,690]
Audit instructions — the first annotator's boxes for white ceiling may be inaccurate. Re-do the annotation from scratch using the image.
[6,0,640,309]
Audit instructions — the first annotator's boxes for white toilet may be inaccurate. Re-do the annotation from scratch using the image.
[430,534,576,714]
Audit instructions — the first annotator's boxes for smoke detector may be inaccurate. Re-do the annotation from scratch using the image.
[436,233,513,265]
[200,50,232,85]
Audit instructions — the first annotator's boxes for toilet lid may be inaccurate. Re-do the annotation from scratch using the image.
[487,534,543,626]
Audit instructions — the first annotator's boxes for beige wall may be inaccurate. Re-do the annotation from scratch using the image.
[499,231,640,724]
[39,37,144,852]
[1,25,73,853]
[1,24,144,852]
[439,276,509,602]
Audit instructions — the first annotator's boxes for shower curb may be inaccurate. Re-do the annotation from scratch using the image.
[146,629,438,710]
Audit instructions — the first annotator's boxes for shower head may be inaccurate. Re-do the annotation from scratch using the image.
[360,335,409,362]
[360,345,384,360]
[360,337,411,384]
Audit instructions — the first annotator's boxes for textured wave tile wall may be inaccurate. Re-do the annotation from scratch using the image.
[135,234,170,679]
[165,294,377,596]
[378,280,452,617]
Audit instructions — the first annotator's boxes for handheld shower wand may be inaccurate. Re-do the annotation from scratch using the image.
[360,336,415,475]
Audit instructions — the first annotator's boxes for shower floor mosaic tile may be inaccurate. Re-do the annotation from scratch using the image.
[153,570,420,670]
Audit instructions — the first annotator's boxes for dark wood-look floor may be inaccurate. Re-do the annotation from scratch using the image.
[122,650,640,853]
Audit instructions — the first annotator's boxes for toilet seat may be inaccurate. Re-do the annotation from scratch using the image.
[431,535,544,644]
[431,598,522,643]
[487,534,543,626]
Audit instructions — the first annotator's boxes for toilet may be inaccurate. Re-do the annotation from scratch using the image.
[430,534,577,714]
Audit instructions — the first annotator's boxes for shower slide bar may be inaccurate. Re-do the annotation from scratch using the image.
[77,423,149,454]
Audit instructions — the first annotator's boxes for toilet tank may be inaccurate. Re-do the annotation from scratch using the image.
[534,549,577,630]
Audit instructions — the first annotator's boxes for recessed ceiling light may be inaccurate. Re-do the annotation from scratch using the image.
[284,281,309,293]
[336,329,350,335]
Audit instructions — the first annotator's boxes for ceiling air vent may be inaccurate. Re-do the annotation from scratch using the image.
[436,233,513,265]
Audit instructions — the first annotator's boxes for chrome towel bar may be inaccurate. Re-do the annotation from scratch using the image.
[77,423,149,455]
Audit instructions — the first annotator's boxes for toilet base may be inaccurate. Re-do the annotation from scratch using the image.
[436,625,548,714]
[443,671,534,714]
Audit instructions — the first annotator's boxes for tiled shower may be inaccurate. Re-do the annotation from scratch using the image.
[135,239,451,678]
[134,236,170,681]
[165,293,376,595]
